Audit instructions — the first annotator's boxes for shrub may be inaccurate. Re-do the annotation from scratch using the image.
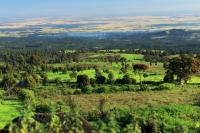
[81,86,93,94]
[0,90,5,98]
[35,104,52,113]
[143,73,149,78]
[54,77,62,86]
[108,72,115,84]
[94,86,110,93]
[132,78,137,84]
[115,76,136,85]
[155,83,176,90]
[19,89,35,105]
[121,74,132,84]
[34,104,52,123]
[115,78,123,84]
[90,78,96,86]
[77,75,90,88]
[110,86,120,92]
[140,84,150,91]
[96,75,106,84]
[120,85,130,91]
[63,89,75,95]
[163,74,174,83]
[21,76,37,89]
[73,89,82,95]
[1,75,17,96]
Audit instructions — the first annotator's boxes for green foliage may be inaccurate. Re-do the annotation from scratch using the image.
[1,75,17,96]
[77,74,90,88]
[1,50,200,132]
[122,74,134,84]
[0,100,21,129]
[108,72,115,84]
[81,86,93,94]
[155,83,176,90]
[94,86,110,93]
[164,54,200,85]
[35,104,52,113]
[0,89,5,98]
[140,84,150,91]
[54,77,62,86]
[96,75,107,84]
[89,104,200,132]
[19,89,35,107]
[21,75,37,89]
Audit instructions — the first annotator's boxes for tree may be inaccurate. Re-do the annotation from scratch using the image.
[121,74,132,84]
[164,54,200,85]
[133,64,149,89]
[96,75,106,84]
[1,75,17,96]
[27,55,42,66]
[21,75,37,89]
[77,75,90,87]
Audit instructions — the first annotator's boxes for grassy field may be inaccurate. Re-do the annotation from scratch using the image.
[31,85,200,112]
[46,52,200,84]
[0,100,22,129]
[72,88,200,112]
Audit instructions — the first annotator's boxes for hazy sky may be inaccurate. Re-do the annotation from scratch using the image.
[1,0,200,19]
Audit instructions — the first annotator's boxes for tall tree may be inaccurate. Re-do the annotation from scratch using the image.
[133,64,149,89]
[164,54,200,85]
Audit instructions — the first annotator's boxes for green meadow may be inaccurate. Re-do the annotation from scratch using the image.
[0,100,22,129]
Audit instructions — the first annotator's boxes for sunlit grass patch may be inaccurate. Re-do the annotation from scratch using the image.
[0,100,22,129]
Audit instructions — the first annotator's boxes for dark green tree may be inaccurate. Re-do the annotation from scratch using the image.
[77,75,90,87]
[164,54,200,85]
[1,75,17,96]
[96,75,106,84]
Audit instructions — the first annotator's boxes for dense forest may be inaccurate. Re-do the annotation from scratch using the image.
[1,29,200,52]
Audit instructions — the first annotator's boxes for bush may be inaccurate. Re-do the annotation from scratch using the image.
[77,75,90,87]
[0,89,5,98]
[143,73,149,78]
[90,78,96,86]
[132,78,137,84]
[121,74,132,84]
[19,89,35,104]
[120,85,130,91]
[54,77,62,86]
[155,83,176,90]
[96,75,106,84]
[35,104,52,113]
[73,89,82,95]
[110,86,120,92]
[140,85,151,91]
[63,89,75,95]
[115,76,136,85]
[34,104,52,123]
[94,86,110,93]
[163,74,174,83]
[81,86,93,94]
[115,79,123,84]
[21,76,37,88]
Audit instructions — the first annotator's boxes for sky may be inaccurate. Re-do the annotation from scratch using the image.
[1,0,200,20]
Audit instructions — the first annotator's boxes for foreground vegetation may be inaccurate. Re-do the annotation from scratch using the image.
[0,48,200,132]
